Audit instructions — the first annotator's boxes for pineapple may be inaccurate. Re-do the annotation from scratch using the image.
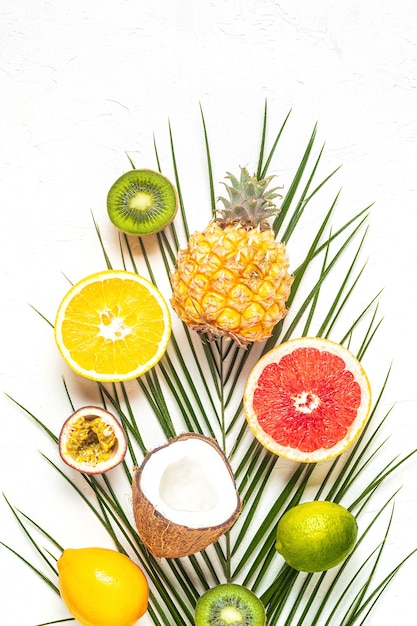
[170,167,293,347]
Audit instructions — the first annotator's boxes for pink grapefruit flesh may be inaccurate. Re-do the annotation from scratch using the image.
[244,337,372,463]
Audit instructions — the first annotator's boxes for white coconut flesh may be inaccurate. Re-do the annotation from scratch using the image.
[140,438,239,528]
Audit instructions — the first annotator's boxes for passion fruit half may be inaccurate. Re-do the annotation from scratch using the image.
[59,406,127,475]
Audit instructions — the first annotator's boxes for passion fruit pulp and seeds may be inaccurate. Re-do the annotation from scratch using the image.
[65,416,116,464]
[59,407,127,474]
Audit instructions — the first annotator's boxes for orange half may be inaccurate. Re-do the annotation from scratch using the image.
[244,337,372,463]
[55,270,171,382]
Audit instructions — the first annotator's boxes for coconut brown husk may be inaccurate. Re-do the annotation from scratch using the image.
[132,432,241,558]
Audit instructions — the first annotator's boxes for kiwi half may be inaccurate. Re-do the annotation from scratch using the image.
[194,583,266,626]
[107,169,178,235]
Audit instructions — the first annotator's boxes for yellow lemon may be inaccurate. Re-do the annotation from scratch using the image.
[275,501,358,572]
[54,270,171,382]
[57,547,149,626]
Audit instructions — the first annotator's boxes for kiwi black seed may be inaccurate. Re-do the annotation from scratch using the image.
[107,169,178,235]
[194,583,266,626]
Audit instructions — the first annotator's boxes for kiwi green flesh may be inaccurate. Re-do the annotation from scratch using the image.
[107,169,177,235]
[194,584,265,626]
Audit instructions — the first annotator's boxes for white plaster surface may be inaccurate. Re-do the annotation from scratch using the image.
[1,1,417,625]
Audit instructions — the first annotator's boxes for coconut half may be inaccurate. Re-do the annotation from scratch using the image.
[132,433,241,558]
[58,406,127,475]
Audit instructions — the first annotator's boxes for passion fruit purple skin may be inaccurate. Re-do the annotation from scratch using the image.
[58,406,127,475]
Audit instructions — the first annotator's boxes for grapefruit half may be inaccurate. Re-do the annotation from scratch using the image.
[244,337,372,463]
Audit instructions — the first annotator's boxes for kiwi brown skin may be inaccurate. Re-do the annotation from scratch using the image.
[107,168,178,236]
[194,583,266,626]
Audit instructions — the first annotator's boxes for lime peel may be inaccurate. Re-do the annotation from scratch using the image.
[275,500,358,572]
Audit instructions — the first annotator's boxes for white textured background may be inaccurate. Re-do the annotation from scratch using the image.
[1,1,417,625]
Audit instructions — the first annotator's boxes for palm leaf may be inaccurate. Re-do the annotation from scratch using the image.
[2,104,416,625]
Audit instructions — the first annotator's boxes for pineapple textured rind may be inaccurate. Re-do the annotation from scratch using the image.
[170,221,293,345]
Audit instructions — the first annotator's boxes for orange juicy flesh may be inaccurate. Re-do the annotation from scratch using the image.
[61,278,166,375]
[252,347,362,453]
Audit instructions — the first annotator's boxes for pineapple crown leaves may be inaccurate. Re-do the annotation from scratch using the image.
[216,166,283,229]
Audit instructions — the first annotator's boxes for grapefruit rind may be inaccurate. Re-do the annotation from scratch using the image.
[244,337,372,463]
[54,270,171,383]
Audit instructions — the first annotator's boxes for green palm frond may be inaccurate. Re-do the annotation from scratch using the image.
[3,103,416,625]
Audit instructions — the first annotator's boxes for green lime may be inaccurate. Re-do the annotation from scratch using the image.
[275,501,358,572]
